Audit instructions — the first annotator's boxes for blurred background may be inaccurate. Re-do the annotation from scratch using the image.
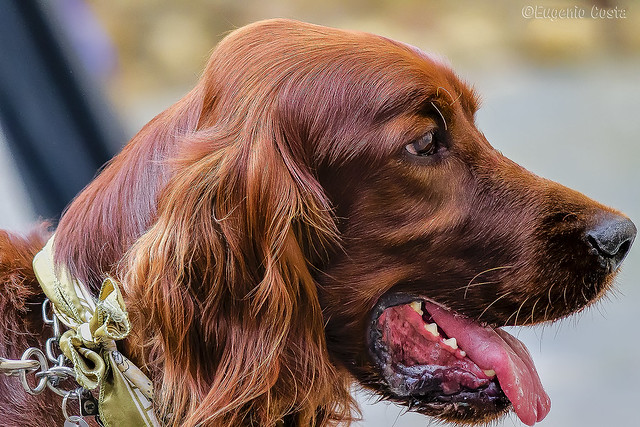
[0,0,638,426]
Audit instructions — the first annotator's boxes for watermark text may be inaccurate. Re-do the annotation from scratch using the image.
[522,5,627,21]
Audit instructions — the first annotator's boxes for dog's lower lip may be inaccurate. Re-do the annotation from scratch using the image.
[369,295,551,425]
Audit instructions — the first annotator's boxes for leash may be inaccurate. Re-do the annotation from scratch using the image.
[1,298,99,426]
[0,235,159,426]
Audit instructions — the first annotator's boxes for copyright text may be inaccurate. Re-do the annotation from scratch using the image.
[522,5,627,21]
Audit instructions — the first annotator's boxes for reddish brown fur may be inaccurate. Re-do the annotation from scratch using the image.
[0,19,631,426]
[0,227,60,425]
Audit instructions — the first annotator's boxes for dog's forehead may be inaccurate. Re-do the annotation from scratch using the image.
[400,41,452,69]
[355,37,479,123]
[375,34,451,67]
[372,36,476,108]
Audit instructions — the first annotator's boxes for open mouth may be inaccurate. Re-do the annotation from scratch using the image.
[368,293,551,426]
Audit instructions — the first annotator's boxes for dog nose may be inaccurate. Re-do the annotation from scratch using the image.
[586,213,636,271]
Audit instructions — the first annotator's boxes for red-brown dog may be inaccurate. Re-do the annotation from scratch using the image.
[0,19,635,426]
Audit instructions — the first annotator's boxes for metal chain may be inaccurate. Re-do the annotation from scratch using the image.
[0,299,95,425]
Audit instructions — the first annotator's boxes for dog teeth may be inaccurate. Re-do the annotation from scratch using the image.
[410,301,423,315]
[483,369,496,378]
[424,323,439,337]
[442,337,458,350]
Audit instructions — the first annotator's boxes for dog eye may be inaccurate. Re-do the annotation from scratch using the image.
[405,131,437,156]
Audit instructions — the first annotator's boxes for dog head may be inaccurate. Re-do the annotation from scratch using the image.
[55,19,635,426]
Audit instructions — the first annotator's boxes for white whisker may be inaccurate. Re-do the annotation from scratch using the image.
[430,102,447,130]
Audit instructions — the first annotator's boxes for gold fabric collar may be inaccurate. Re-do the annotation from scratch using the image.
[32,235,159,427]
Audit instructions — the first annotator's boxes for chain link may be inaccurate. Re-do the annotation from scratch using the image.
[18,347,49,394]
[0,299,94,424]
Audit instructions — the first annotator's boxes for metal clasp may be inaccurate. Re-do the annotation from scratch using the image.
[0,356,40,376]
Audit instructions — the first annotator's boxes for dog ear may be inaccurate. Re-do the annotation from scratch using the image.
[54,85,206,290]
[122,106,353,425]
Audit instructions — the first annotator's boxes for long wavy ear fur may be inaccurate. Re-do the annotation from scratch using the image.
[54,85,205,291]
[121,21,355,426]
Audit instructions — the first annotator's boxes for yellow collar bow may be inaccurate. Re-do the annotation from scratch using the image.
[32,235,159,427]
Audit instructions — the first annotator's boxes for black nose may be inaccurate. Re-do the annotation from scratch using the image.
[586,213,636,271]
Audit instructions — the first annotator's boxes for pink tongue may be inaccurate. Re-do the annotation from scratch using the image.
[424,302,551,426]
